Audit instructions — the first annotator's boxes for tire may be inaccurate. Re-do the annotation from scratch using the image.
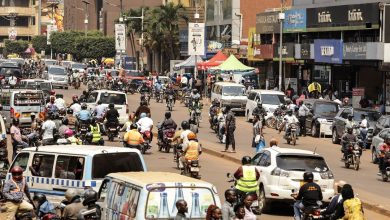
[345,162,350,168]
[246,111,250,122]
[158,144,162,152]
[382,173,388,182]
[141,145,147,154]
[292,134,296,146]
[287,139,290,144]
[266,117,276,129]
[354,156,360,171]
[258,186,270,214]
[372,148,378,164]
[311,123,319,137]
[165,145,170,153]
[332,129,340,144]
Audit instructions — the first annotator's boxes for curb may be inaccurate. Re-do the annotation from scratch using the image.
[202,147,241,164]
[361,201,390,218]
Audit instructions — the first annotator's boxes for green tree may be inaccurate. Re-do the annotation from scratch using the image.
[50,31,82,55]
[4,40,29,54]
[74,36,115,60]
[31,36,48,53]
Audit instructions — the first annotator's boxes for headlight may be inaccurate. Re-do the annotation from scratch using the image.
[320,171,334,179]
[317,118,327,123]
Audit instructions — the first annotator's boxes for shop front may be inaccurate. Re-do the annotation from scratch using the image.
[253,44,274,89]
[273,43,297,91]
[295,43,314,93]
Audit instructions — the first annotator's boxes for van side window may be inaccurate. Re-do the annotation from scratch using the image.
[55,156,85,180]
[11,152,29,171]
[124,187,140,218]
[30,154,55,177]
[248,93,256,101]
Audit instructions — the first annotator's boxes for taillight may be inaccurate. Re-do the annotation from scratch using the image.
[313,209,321,216]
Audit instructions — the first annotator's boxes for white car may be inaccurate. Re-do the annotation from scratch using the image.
[245,89,286,121]
[253,147,335,213]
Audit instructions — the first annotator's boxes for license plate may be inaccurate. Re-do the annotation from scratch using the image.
[23,113,30,117]
[190,167,199,172]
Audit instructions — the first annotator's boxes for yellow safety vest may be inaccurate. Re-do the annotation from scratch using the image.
[90,125,101,143]
[236,166,258,193]
[185,141,200,161]
[126,130,143,145]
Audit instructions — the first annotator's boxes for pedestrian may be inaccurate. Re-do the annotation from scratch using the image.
[341,184,364,220]
[298,100,309,136]
[206,204,222,220]
[242,194,256,220]
[223,106,236,153]
[174,199,188,220]
[252,115,265,153]
[10,118,29,159]
[222,189,237,220]
[269,138,279,148]
[233,203,245,220]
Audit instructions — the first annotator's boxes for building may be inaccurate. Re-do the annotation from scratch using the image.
[64,0,100,32]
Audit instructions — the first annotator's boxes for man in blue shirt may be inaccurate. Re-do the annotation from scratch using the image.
[76,103,92,132]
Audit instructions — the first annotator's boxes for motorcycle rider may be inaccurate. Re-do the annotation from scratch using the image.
[345,114,356,130]
[88,118,104,145]
[64,129,82,145]
[2,166,34,219]
[321,180,347,219]
[33,193,56,219]
[76,103,92,132]
[63,188,85,220]
[78,189,101,220]
[293,172,323,220]
[209,99,220,128]
[135,100,151,120]
[10,118,29,158]
[359,114,368,148]
[379,134,390,175]
[279,109,299,136]
[233,156,260,201]
[79,90,89,103]
[179,120,192,148]
[137,112,154,141]
[180,132,202,170]
[341,126,358,161]
[93,100,107,122]
[69,95,82,116]
[252,102,266,120]
[58,117,70,138]
[190,89,201,109]
[46,95,58,115]
[123,123,144,149]
[55,94,67,112]
[154,80,164,97]
[158,112,177,142]
[105,103,119,129]
[165,83,176,104]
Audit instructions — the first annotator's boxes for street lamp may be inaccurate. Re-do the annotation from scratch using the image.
[82,0,90,36]
[278,1,285,92]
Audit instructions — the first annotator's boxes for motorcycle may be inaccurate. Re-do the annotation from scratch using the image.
[284,122,298,145]
[265,112,277,129]
[182,159,200,179]
[78,121,89,142]
[106,122,119,142]
[140,130,152,154]
[344,141,361,171]
[381,151,390,182]
[291,189,323,220]
[140,92,150,105]
[158,128,175,153]
[167,94,174,111]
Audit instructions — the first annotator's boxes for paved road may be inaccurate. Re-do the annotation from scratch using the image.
[53,88,388,219]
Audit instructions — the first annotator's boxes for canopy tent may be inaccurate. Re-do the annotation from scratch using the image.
[174,55,203,69]
[211,54,254,71]
[197,51,227,70]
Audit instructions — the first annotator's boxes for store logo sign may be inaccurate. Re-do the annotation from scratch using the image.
[320,46,334,56]
[318,11,332,23]
[348,9,363,21]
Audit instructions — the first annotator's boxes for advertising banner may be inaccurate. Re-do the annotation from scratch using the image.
[253,44,274,59]
[314,39,343,64]
[273,43,295,59]
[343,42,367,60]
[115,24,126,51]
[256,12,280,34]
[123,57,136,70]
[46,25,57,45]
[307,3,379,30]
[247,27,256,61]
[188,23,205,56]
[300,43,312,59]
[41,0,64,33]
[284,9,307,32]
[8,28,17,41]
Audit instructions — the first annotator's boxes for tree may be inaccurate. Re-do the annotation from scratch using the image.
[50,31,82,55]
[73,36,116,60]
[31,36,48,53]
[4,40,29,54]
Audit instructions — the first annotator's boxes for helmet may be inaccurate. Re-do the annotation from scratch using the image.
[72,95,79,101]
[257,102,262,107]
[303,172,314,182]
[82,189,98,206]
[130,123,138,130]
[181,120,190,130]
[12,118,19,125]
[30,112,36,118]
[109,103,115,109]
[140,113,147,118]
[165,112,171,119]
[141,100,147,106]
[91,118,96,124]
[193,89,198,94]
[11,166,23,181]
[287,109,293,115]
[64,129,74,138]
[33,193,47,206]
[285,98,292,104]
[187,132,197,140]
[86,133,93,142]
[65,188,79,202]
[51,112,58,120]
[346,126,353,133]
[81,103,87,110]
[62,117,69,125]
[241,156,252,165]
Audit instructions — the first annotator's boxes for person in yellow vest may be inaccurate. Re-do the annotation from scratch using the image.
[123,123,144,149]
[180,132,202,168]
[87,118,104,145]
[233,156,260,201]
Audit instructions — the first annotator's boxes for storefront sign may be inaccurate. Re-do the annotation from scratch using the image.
[307,3,379,30]
[256,12,280,34]
[273,43,295,58]
[222,48,239,56]
[295,44,313,59]
[314,39,343,64]
[253,44,274,59]
[343,42,367,60]
[207,41,223,53]
[284,9,307,32]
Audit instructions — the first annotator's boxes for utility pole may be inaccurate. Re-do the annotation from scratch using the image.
[82,0,90,36]
[38,0,41,35]
[278,0,285,91]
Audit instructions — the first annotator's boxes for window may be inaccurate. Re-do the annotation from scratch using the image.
[247,92,256,101]
[99,93,126,105]
[0,93,10,106]
[14,92,44,106]
[380,130,389,139]
[340,109,351,119]
[30,154,55,177]
[87,92,98,103]
[106,182,140,218]
[252,153,263,165]
[92,153,144,178]
[55,156,85,180]
[276,155,329,172]
[260,94,285,105]
[48,67,66,75]
[11,152,29,171]
[258,151,271,167]
[222,86,245,96]
[354,110,381,122]
[314,103,338,117]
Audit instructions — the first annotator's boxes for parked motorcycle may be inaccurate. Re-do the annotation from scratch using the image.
[344,141,362,171]
[284,122,298,145]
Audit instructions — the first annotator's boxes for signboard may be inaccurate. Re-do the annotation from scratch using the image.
[384,4,390,43]
[307,3,379,30]
[188,23,205,56]
[273,43,295,59]
[253,44,274,59]
[284,9,307,32]
[8,28,17,41]
[352,88,365,108]
[343,42,367,60]
[314,39,343,64]
[123,56,136,70]
[207,41,223,53]
[285,78,298,92]
[256,12,280,34]
[247,27,256,61]
[115,24,126,51]
[46,25,57,45]
[41,0,64,33]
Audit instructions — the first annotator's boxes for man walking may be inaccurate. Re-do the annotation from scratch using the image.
[223,106,236,153]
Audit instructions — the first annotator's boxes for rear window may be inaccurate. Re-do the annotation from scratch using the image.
[314,103,338,117]
[25,82,52,91]
[354,110,381,122]
[99,93,127,105]
[261,94,285,105]
[0,67,22,78]
[92,152,144,178]
[222,86,245,96]
[14,92,44,106]
[276,155,329,172]
[49,67,66,75]
[146,187,216,219]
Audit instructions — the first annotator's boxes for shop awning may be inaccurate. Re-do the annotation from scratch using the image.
[211,54,255,71]
[174,55,203,69]
[197,51,228,70]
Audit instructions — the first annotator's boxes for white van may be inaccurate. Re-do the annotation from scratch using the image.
[245,90,286,121]
[211,82,247,113]
[47,65,68,89]
[0,89,45,131]
[7,145,147,200]
[86,90,129,125]
[98,172,222,220]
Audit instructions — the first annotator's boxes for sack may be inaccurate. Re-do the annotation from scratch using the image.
[256,140,266,153]
[255,135,261,144]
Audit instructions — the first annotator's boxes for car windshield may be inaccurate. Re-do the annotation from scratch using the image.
[25,82,51,91]
[261,94,285,105]
[14,92,44,106]
[44,60,56,66]
[222,86,245,96]
[72,63,86,69]
[146,187,216,219]
[49,67,66,75]
[99,93,127,105]
[354,110,381,121]
[92,152,144,178]
[276,155,329,172]
[314,103,338,117]
[0,67,21,77]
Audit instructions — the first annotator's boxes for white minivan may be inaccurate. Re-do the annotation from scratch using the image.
[245,90,286,121]
[86,90,129,125]
[47,65,68,89]
[211,82,247,113]
[98,172,222,220]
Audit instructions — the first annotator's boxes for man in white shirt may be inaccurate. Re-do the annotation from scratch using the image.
[137,113,154,132]
[279,109,299,134]
[360,114,368,148]
[40,114,57,145]
[180,75,188,88]
[54,94,66,111]
[180,121,192,148]
[70,102,82,116]
[93,101,107,120]
[298,101,309,136]
[8,73,17,87]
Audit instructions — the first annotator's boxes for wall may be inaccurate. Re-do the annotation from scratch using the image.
[292,0,383,7]
[64,0,98,32]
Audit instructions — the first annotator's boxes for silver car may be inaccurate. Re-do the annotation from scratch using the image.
[371,128,390,164]
[47,65,68,89]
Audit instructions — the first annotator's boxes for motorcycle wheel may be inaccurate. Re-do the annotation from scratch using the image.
[354,156,360,171]
[176,156,180,169]
[158,144,162,152]
[165,145,170,153]
[266,117,276,129]
[287,139,290,144]
[345,162,350,168]
[141,145,147,154]
[382,173,388,182]
[292,134,296,146]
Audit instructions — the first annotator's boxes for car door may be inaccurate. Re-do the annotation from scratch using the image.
[254,151,273,186]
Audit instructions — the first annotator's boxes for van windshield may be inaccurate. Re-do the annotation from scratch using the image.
[146,187,216,219]
[49,67,66,75]
[222,86,245,96]
[99,93,127,105]
[25,82,51,91]
[92,152,144,178]
[14,92,44,106]
[261,94,285,105]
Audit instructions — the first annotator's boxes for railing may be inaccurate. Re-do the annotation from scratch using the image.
[0,7,35,16]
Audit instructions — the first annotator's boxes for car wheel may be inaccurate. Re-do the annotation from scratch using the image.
[372,148,378,164]
[332,129,340,144]
[311,123,318,137]
[258,186,270,214]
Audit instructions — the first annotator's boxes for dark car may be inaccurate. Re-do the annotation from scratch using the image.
[0,61,22,79]
[331,107,381,144]
[303,99,340,137]
[373,115,390,135]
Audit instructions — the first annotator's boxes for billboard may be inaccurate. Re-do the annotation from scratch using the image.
[115,24,126,51]
[284,9,306,32]
[314,39,343,64]
[41,0,64,33]
[188,23,205,56]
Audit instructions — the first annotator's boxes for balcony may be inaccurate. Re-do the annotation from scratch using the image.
[0,7,35,16]
[0,26,37,37]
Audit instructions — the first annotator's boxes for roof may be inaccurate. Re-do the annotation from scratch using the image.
[107,172,209,187]
[214,82,245,87]
[211,54,254,71]
[249,89,285,95]
[268,147,320,156]
[48,65,65,69]
[303,99,338,104]
[21,145,140,156]
[91,89,126,95]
